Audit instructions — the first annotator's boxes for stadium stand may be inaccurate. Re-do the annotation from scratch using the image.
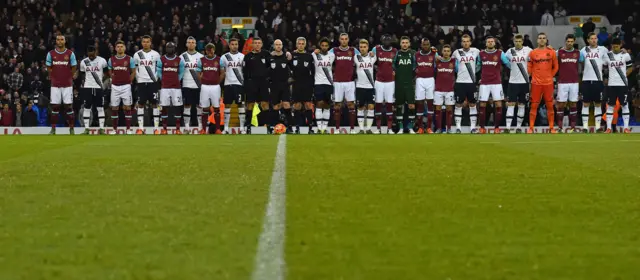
[1,0,640,129]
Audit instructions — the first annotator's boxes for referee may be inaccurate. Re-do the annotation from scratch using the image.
[242,37,271,134]
[269,39,291,134]
[290,37,315,134]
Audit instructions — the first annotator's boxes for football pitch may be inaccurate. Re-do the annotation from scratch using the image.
[1,134,639,280]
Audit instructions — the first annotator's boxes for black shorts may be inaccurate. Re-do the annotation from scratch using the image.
[270,82,291,104]
[581,81,604,103]
[223,84,244,104]
[245,79,270,103]
[356,88,375,106]
[81,88,105,108]
[182,87,200,106]
[292,81,314,102]
[507,83,530,103]
[136,82,159,105]
[454,83,477,104]
[607,86,629,106]
[314,85,333,103]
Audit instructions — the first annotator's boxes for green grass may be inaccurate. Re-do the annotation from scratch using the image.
[2,134,640,279]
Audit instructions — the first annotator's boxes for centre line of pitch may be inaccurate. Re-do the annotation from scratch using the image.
[251,134,287,280]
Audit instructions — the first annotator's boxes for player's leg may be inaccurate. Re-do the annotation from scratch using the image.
[414,78,427,133]
[282,92,293,133]
[245,82,258,134]
[356,88,366,132]
[314,86,326,133]
[222,85,234,133]
[182,88,193,131]
[394,84,406,134]
[445,92,455,132]
[453,84,465,133]
[605,86,618,132]
[201,85,214,133]
[621,89,631,132]
[260,81,271,133]
[593,82,604,131]
[159,88,170,133]
[374,81,385,131]
[110,89,121,133]
[134,84,146,132]
[211,86,223,134]
[150,84,161,132]
[505,84,518,131]
[434,91,445,133]
[63,87,75,134]
[172,89,184,133]
[80,88,93,132]
[269,85,281,133]
[304,101,314,133]
[528,84,543,132]
[333,83,345,132]
[491,85,504,133]
[365,91,375,132]
[406,85,416,134]
[477,85,490,133]
[291,83,303,133]
[385,82,395,133]
[425,78,435,133]
[556,83,569,131]
[581,82,592,131]
[567,83,579,131]
[345,83,357,133]
[467,85,479,133]
[119,85,133,133]
[542,84,555,132]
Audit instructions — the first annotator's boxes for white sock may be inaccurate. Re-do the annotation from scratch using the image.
[517,104,525,129]
[137,107,145,129]
[153,107,160,128]
[224,108,232,131]
[238,107,246,129]
[323,109,330,130]
[454,106,462,129]
[594,106,602,129]
[606,105,614,130]
[357,109,365,130]
[97,107,105,128]
[196,107,203,128]
[183,107,191,129]
[506,105,515,129]
[582,106,590,129]
[622,104,630,129]
[315,108,323,130]
[365,109,374,129]
[469,106,477,129]
[83,108,91,128]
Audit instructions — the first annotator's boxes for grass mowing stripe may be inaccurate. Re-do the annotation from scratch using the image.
[252,134,287,280]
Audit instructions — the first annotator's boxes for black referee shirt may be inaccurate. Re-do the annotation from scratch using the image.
[243,50,271,80]
[290,51,315,83]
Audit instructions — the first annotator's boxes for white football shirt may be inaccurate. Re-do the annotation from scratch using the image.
[180,51,204,88]
[220,52,245,86]
[452,47,480,84]
[80,56,108,89]
[505,46,532,84]
[603,51,632,87]
[313,52,335,85]
[133,49,160,83]
[354,54,376,89]
[580,46,608,82]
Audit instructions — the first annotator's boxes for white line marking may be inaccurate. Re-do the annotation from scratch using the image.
[480,139,640,144]
[252,134,287,280]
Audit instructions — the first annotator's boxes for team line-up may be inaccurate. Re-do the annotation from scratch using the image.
[44,31,633,135]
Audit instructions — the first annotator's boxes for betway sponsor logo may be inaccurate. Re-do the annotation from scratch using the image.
[378,58,393,62]
[418,62,433,67]
[52,61,69,65]
[438,68,454,73]
[482,61,498,66]
[164,67,178,72]
[561,58,578,63]
[336,56,352,61]
[113,66,128,71]
[203,67,218,71]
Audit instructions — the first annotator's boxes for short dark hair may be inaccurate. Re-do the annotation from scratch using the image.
[514,34,524,40]
[87,45,96,52]
[443,44,451,49]
[141,35,152,40]
[319,37,330,45]
[253,37,262,41]
[485,36,495,40]
[565,34,576,40]
[588,32,597,39]
[115,40,125,46]
[206,43,215,50]
[400,36,410,42]
[229,38,239,43]
[612,38,622,45]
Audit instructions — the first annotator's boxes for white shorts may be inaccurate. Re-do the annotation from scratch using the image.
[415,77,435,100]
[200,84,222,107]
[51,87,73,105]
[478,84,504,102]
[557,83,579,102]
[333,82,355,102]
[374,81,395,103]
[434,91,455,106]
[160,88,183,106]
[110,84,132,107]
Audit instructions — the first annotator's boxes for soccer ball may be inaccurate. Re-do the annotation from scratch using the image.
[273,124,286,135]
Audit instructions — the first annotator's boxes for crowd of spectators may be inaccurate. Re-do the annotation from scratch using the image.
[2,0,640,127]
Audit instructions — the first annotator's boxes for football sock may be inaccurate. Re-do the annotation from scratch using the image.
[283,108,293,128]
[454,106,462,130]
[97,107,105,128]
[569,106,577,129]
[375,103,383,129]
[395,105,404,129]
[201,109,209,130]
[545,101,554,129]
[365,109,374,130]
[174,106,182,130]
[161,107,168,130]
[478,105,486,128]
[494,106,503,128]
[50,105,59,128]
[348,107,356,129]
[214,107,221,132]
[196,107,203,129]
[506,105,515,129]
[594,106,602,130]
[407,107,416,129]
[315,108,323,130]
[238,107,246,129]
[334,107,341,129]
[223,107,231,131]
[385,103,394,129]
[111,110,119,130]
[295,109,304,129]
[517,104,526,129]
[606,105,615,129]
[66,107,75,128]
[582,106,590,129]
[469,106,477,129]
[305,109,313,129]
[415,102,424,130]
[426,99,434,130]
[183,107,191,129]
[556,107,565,129]
[153,107,160,129]
[322,109,330,130]
[124,109,132,130]
[245,108,252,129]
[529,102,539,129]
[137,107,145,129]
[83,107,91,128]
[446,109,453,130]
[357,109,365,130]
[435,109,442,131]
[622,103,630,129]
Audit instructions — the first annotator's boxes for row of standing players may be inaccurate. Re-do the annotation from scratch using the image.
[44,32,633,135]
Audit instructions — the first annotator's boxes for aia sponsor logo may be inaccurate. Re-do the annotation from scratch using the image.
[185,62,198,69]
[585,53,600,59]
[358,62,373,68]
[317,61,332,67]
[139,60,154,66]
[609,61,625,67]
[510,56,526,63]
[85,66,101,72]
[227,61,242,68]
[459,56,475,63]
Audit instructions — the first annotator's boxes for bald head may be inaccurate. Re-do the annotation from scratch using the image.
[274,39,283,52]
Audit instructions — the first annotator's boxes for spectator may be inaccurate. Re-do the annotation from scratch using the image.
[523,35,534,48]
[598,27,610,46]
[22,100,38,127]
[541,9,554,26]
[1,103,13,126]
[8,66,23,93]
[14,103,22,127]
[613,27,625,41]
[554,6,567,25]
[582,18,596,43]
